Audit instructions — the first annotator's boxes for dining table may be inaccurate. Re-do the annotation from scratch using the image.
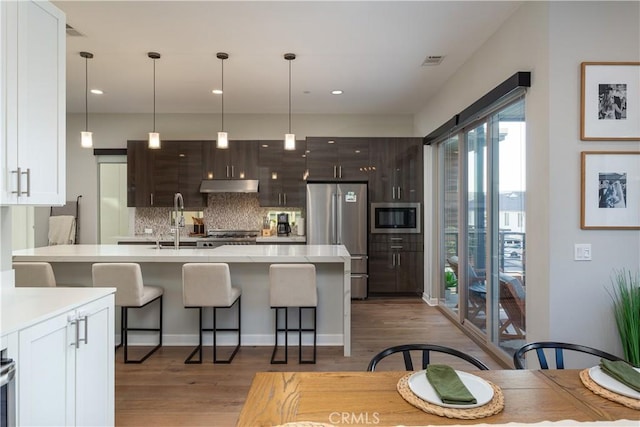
[236,370,639,426]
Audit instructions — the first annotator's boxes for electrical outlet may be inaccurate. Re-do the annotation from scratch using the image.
[574,243,592,261]
[144,228,153,235]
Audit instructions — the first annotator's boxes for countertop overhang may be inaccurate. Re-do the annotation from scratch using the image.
[12,244,349,264]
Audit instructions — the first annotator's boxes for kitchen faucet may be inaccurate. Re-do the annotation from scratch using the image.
[173,192,185,249]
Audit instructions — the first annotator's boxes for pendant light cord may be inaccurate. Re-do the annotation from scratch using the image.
[288,58,291,133]
[84,55,89,132]
[221,56,224,132]
[153,58,156,132]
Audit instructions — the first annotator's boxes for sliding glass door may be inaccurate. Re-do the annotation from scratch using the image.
[438,96,526,357]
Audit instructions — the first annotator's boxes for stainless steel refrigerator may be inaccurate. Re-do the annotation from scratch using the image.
[306,183,368,299]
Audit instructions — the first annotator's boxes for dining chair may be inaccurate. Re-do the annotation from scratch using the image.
[367,344,490,371]
[513,341,624,369]
[447,256,486,320]
[498,273,526,340]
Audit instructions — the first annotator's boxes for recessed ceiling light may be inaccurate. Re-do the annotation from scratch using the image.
[331,90,343,95]
[90,89,103,95]
[212,89,223,95]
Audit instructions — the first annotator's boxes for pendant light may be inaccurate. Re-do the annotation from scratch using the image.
[80,51,93,148]
[284,53,296,151]
[216,52,229,149]
[148,52,161,149]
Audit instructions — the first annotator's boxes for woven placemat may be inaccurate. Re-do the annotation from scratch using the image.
[396,372,504,420]
[579,368,640,410]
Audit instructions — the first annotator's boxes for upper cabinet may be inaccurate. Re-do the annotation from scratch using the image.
[258,140,306,207]
[207,140,258,180]
[369,138,423,202]
[0,0,66,205]
[305,137,370,181]
[127,140,207,208]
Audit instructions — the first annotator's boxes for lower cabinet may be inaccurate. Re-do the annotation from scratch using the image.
[369,235,423,295]
[17,294,114,426]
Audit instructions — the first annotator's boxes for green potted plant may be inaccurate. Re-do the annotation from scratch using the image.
[444,267,458,300]
[608,269,640,367]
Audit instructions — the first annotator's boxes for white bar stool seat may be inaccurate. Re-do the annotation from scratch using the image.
[92,262,163,363]
[269,264,317,364]
[182,263,241,364]
[13,262,57,287]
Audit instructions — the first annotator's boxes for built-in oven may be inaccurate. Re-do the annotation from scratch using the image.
[0,354,16,427]
[370,202,421,234]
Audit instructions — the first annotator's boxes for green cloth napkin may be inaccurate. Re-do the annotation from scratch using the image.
[425,364,477,405]
[600,359,640,393]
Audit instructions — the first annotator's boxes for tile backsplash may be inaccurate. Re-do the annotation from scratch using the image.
[134,193,303,237]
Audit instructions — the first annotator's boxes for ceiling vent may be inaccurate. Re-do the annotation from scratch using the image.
[422,55,444,66]
[66,24,85,37]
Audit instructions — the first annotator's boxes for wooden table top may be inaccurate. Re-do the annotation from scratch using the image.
[236,370,639,426]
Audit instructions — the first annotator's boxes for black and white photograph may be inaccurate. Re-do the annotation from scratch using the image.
[598,84,626,120]
[598,173,627,208]
[582,151,640,229]
[581,62,640,140]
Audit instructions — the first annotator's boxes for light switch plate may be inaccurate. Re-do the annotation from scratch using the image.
[144,228,153,234]
[574,243,592,261]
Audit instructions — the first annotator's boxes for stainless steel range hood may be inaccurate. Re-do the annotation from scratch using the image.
[199,179,259,193]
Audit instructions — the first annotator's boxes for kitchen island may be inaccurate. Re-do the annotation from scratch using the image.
[12,244,353,356]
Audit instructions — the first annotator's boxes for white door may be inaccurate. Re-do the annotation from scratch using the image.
[18,311,75,426]
[75,296,115,426]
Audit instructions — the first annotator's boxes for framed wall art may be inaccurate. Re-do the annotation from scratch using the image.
[580,62,640,140]
[581,151,640,229]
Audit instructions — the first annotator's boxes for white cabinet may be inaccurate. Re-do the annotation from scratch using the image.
[0,0,65,205]
[17,294,114,426]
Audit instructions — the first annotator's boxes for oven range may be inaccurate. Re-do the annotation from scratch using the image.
[196,230,259,248]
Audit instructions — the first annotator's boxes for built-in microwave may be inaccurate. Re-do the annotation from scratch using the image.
[370,202,421,234]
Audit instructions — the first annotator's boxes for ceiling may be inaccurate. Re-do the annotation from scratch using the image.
[57,1,521,115]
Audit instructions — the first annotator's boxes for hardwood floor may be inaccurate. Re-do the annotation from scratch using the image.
[115,297,503,426]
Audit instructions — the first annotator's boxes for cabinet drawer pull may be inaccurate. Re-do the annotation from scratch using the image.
[390,237,403,241]
[397,186,401,199]
[79,315,89,345]
[333,165,337,178]
[11,168,20,195]
[22,168,30,196]
[283,193,287,205]
[339,166,342,178]
[397,252,401,266]
[390,245,403,249]
[231,165,235,178]
[392,186,396,199]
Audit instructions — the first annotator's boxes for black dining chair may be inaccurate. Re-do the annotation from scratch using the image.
[513,341,624,369]
[367,344,490,371]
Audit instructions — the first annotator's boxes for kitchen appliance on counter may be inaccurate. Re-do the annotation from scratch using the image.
[306,183,368,299]
[196,230,259,248]
[276,213,291,236]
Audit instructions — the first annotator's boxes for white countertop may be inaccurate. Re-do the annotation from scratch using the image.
[13,244,350,264]
[0,287,115,335]
[256,235,306,243]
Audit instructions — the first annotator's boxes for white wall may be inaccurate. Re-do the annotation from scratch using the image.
[63,113,414,244]
[547,1,640,353]
[416,1,640,356]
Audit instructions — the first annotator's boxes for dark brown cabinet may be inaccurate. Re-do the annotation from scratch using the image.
[369,138,423,202]
[369,234,423,295]
[127,140,207,208]
[305,137,370,181]
[258,140,306,207]
[207,140,258,180]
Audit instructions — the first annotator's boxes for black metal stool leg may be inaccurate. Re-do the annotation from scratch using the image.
[299,307,317,364]
[124,295,163,364]
[185,307,203,364]
[271,307,289,364]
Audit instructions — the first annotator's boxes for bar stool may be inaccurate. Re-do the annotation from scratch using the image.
[13,262,57,287]
[269,264,317,364]
[182,263,241,364]
[92,263,163,364]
